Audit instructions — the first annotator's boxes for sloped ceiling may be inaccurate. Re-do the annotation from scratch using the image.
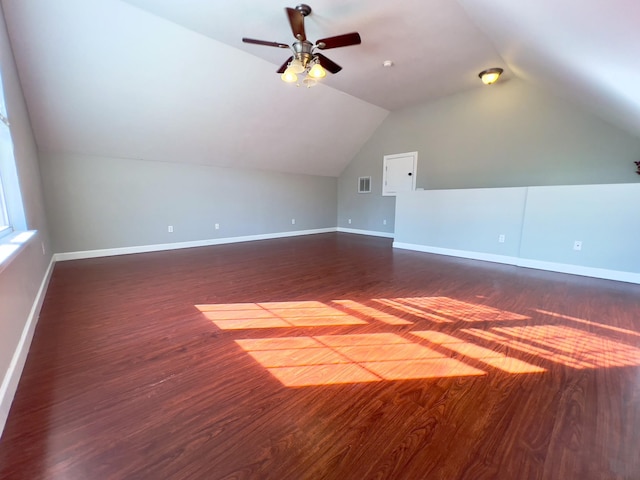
[120,0,509,112]
[1,0,389,177]
[1,0,638,179]
[457,0,640,139]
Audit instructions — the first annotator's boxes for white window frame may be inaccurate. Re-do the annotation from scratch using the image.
[0,180,10,237]
[0,66,32,272]
[0,104,11,238]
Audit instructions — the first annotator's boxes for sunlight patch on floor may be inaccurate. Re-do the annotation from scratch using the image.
[197,298,640,386]
[412,330,545,374]
[236,333,485,386]
[464,325,640,369]
[371,298,453,323]
[384,297,529,322]
[534,308,640,339]
[493,325,640,369]
[331,299,413,325]
[196,301,368,329]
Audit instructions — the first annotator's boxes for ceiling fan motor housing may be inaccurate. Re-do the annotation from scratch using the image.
[293,40,314,67]
[296,4,312,16]
[242,4,361,76]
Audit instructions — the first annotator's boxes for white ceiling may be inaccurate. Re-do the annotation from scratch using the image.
[458,0,640,139]
[121,0,509,112]
[2,0,638,178]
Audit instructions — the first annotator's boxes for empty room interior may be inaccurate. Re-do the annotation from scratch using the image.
[1,0,640,478]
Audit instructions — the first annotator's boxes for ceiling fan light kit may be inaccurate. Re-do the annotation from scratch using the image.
[243,4,361,88]
[288,58,306,74]
[308,62,326,79]
[281,70,298,83]
[479,67,503,85]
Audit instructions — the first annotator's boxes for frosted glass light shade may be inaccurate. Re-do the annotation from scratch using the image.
[289,58,305,74]
[302,76,317,88]
[308,63,326,79]
[479,68,503,85]
[281,68,298,83]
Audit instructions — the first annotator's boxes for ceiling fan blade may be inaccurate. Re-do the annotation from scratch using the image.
[316,32,361,49]
[277,56,294,74]
[286,7,306,41]
[242,37,289,48]
[316,53,342,74]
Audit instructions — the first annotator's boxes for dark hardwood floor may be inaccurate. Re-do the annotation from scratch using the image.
[1,232,639,479]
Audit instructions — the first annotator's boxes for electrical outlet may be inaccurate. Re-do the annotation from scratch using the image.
[498,234,505,243]
[348,218,352,224]
[168,225,173,233]
[383,219,387,225]
[291,218,296,225]
[215,223,219,230]
[573,240,582,251]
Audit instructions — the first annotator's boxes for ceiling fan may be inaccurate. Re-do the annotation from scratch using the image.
[242,4,361,86]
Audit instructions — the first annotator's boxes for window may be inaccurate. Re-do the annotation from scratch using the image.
[0,67,26,240]
[0,174,9,236]
[0,67,32,269]
[0,110,11,237]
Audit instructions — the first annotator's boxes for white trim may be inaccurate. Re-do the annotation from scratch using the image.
[0,230,36,275]
[393,242,517,266]
[516,258,640,284]
[393,242,640,284]
[337,227,394,239]
[54,228,337,261]
[0,255,55,437]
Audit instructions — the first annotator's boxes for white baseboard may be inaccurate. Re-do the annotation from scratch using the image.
[516,258,640,284]
[337,227,394,239]
[393,242,517,266]
[393,241,640,284]
[54,228,338,261]
[0,255,55,437]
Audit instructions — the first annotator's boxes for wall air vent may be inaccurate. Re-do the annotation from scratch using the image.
[358,176,371,193]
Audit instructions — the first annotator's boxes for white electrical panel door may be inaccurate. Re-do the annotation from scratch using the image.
[383,152,417,196]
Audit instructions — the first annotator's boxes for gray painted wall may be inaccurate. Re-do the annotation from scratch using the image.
[394,184,640,279]
[40,152,337,254]
[395,187,527,258]
[338,78,640,233]
[520,184,639,272]
[0,2,51,431]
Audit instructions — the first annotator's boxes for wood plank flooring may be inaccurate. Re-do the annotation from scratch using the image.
[1,232,639,479]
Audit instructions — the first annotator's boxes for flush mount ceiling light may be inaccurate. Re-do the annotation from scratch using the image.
[478,67,503,85]
[242,4,361,88]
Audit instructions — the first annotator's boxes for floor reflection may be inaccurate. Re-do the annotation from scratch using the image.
[197,296,640,387]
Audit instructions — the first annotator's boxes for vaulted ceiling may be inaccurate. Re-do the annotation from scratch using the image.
[2,0,638,177]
